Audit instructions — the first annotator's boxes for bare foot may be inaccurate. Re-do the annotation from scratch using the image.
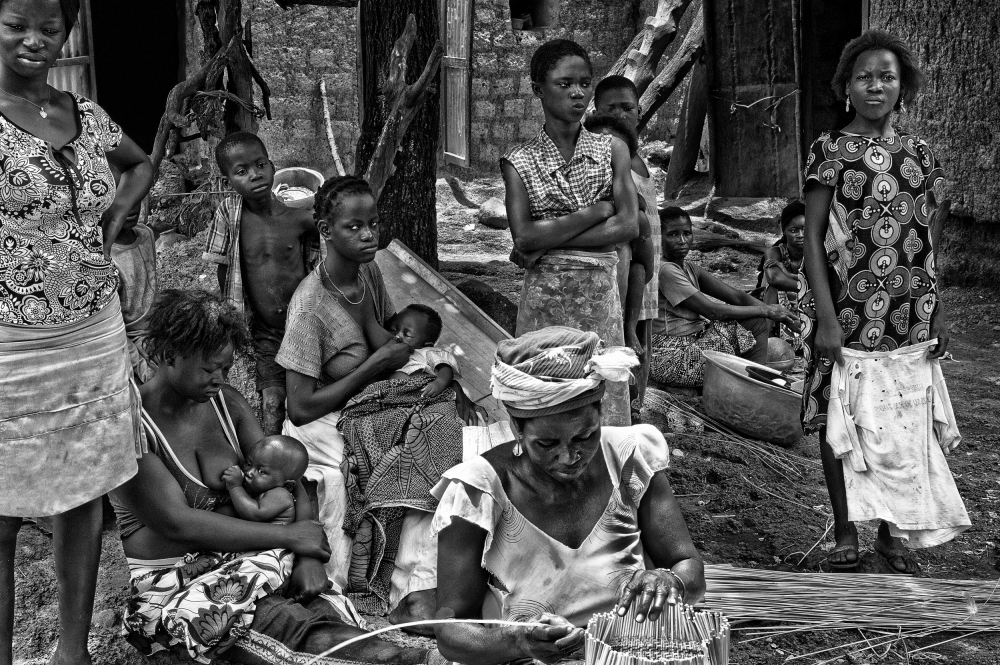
[827,521,859,569]
[874,522,919,575]
[388,589,437,636]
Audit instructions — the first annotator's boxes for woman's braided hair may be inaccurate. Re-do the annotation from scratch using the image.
[313,175,374,225]
[145,289,249,363]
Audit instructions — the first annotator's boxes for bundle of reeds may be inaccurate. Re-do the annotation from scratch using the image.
[585,603,730,665]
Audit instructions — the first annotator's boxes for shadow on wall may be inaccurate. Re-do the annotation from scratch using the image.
[939,214,1000,290]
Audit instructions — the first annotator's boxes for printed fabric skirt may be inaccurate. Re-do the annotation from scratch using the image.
[0,295,142,517]
[649,320,756,387]
[516,250,631,426]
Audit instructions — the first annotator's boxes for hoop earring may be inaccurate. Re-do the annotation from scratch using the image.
[513,439,523,457]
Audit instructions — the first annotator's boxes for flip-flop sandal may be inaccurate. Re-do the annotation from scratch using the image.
[826,543,860,570]
[876,545,920,575]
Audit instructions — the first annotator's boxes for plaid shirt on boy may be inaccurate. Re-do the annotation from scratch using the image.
[503,126,614,220]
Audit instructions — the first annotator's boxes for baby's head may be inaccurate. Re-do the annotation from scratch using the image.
[243,435,309,497]
[583,112,638,158]
[593,75,640,133]
[389,304,443,351]
[215,131,274,201]
[778,200,805,252]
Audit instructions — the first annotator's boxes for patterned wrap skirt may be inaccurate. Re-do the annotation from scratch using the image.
[649,320,756,387]
[516,250,631,426]
[0,294,141,516]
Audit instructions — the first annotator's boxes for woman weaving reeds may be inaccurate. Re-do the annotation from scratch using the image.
[431,327,705,664]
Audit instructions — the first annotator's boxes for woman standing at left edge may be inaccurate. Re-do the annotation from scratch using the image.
[0,1,153,664]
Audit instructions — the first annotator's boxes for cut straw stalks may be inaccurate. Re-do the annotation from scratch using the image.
[652,391,816,481]
[586,603,730,665]
[702,564,1000,639]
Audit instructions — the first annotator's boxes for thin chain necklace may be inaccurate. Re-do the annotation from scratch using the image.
[321,260,366,306]
[0,84,51,118]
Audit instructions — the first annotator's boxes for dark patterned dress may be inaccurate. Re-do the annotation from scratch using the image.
[798,131,945,430]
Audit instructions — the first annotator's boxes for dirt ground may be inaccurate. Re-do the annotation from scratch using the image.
[9,175,1000,664]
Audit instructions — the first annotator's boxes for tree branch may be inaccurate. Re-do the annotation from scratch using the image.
[363,13,443,201]
[274,0,357,6]
[604,0,694,98]
[637,4,704,133]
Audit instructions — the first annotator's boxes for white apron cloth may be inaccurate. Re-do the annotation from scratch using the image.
[827,339,970,548]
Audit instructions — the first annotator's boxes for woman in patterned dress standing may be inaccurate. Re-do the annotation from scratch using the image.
[800,30,948,575]
[0,1,153,663]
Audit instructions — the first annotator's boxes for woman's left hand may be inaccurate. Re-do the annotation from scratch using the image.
[454,384,487,426]
[285,556,332,604]
[617,569,683,622]
[928,304,950,359]
[101,209,128,258]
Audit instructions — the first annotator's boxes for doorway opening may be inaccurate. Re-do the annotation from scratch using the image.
[90,0,183,154]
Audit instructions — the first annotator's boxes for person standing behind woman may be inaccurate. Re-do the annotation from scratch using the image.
[800,30,948,574]
[0,1,153,664]
[502,39,640,427]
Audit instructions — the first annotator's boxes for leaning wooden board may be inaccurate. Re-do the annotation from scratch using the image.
[375,240,511,424]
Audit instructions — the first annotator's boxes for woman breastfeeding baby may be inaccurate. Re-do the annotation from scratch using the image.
[109,289,435,664]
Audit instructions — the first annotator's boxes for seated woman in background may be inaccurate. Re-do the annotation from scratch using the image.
[752,200,805,340]
[649,207,800,387]
[110,289,435,665]
[432,327,705,665]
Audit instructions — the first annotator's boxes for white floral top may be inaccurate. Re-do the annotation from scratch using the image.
[0,93,122,326]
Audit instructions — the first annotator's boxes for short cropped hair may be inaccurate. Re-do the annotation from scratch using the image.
[778,200,806,231]
[530,39,592,84]
[659,206,692,229]
[145,289,249,362]
[215,131,268,173]
[831,30,923,108]
[0,0,81,34]
[399,303,443,344]
[583,112,638,156]
[594,75,639,105]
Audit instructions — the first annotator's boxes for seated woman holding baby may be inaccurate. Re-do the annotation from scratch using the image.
[649,207,801,387]
[431,327,705,664]
[109,289,434,664]
[278,175,485,627]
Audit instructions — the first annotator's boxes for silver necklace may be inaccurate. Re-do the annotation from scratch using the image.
[0,85,51,118]
[321,261,366,306]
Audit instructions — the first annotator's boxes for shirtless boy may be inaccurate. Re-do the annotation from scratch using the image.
[203,132,320,434]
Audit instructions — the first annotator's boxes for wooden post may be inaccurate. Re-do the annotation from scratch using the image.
[636,4,704,133]
[663,55,708,199]
[218,0,256,132]
[603,0,694,97]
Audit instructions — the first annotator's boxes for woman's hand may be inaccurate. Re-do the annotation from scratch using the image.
[370,338,412,373]
[283,520,331,562]
[815,318,845,366]
[100,209,128,258]
[928,303,950,359]
[763,303,802,332]
[618,569,683,622]
[513,613,584,664]
[285,556,332,604]
[221,465,244,490]
[453,383,487,426]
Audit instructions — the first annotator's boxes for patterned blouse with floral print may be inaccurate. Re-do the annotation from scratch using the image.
[0,93,123,327]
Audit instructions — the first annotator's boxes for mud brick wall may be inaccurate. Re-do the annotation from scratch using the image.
[249,1,360,175]
[469,0,642,170]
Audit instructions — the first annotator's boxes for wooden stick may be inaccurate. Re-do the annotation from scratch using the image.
[637,4,706,133]
[319,79,346,176]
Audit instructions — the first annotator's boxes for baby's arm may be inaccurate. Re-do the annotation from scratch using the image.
[763,246,799,292]
[422,364,455,398]
[222,466,295,522]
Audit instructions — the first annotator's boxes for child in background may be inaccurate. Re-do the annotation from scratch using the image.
[752,200,805,340]
[111,201,158,383]
[222,435,309,524]
[593,75,661,420]
[583,112,655,351]
[203,132,321,435]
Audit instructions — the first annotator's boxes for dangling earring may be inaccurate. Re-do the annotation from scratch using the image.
[845,97,851,112]
[899,100,907,113]
[513,438,522,457]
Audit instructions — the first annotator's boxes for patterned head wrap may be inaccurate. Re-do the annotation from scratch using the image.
[491,326,638,418]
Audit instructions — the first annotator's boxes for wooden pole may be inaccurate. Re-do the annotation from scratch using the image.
[662,56,708,199]
[637,4,705,133]
[319,80,347,176]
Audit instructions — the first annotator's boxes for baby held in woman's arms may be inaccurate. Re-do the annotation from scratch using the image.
[222,435,309,524]
[366,303,461,398]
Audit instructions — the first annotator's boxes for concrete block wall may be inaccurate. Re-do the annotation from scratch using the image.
[249,1,359,176]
